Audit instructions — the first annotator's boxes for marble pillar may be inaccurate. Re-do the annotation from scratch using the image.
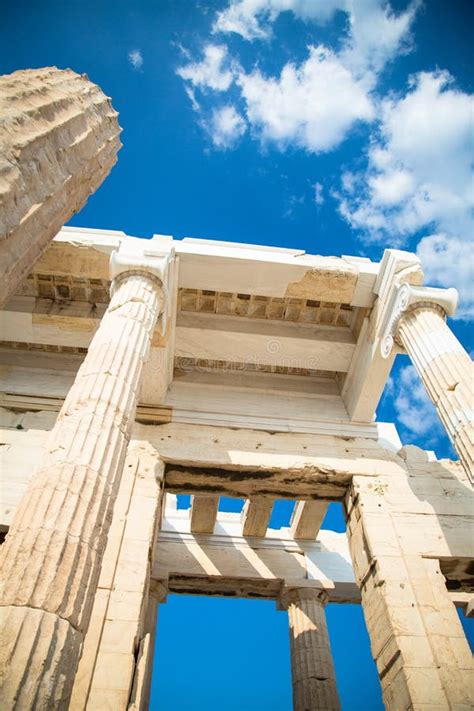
[0,239,173,710]
[280,588,340,711]
[381,283,473,480]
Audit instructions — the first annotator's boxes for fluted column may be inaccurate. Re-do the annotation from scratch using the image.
[0,238,174,710]
[280,588,340,711]
[381,283,473,480]
[0,67,121,306]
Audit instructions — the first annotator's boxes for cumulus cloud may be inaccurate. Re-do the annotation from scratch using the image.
[238,45,374,153]
[177,44,234,91]
[338,71,474,318]
[341,0,419,77]
[213,0,418,75]
[177,3,471,329]
[178,1,419,153]
[340,72,474,238]
[128,49,144,70]
[213,0,344,41]
[205,105,247,148]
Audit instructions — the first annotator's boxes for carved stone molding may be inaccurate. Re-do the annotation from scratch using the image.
[380,283,459,359]
[278,586,329,611]
[110,235,176,335]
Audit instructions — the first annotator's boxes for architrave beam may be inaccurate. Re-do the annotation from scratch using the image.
[166,465,347,500]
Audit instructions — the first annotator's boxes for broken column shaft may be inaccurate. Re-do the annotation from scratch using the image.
[0,67,121,306]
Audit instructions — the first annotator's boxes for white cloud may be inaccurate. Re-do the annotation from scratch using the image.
[391,365,445,445]
[340,72,474,238]
[205,105,247,148]
[238,45,374,153]
[313,182,324,205]
[179,1,418,153]
[177,44,234,91]
[128,49,143,70]
[368,168,415,207]
[185,86,201,112]
[213,0,419,76]
[337,70,474,319]
[416,234,474,320]
[213,0,344,41]
[341,0,419,77]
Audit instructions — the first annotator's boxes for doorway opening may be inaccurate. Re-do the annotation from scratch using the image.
[149,594,384,710]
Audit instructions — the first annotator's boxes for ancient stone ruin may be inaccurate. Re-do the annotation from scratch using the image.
[0,68,472,711]
[0,67,121,307]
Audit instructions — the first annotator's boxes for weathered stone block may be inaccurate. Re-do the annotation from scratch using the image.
[0,68,121,306]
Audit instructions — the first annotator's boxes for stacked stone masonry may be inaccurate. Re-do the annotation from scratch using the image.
[0,67,121,306]
[346,447,474,709]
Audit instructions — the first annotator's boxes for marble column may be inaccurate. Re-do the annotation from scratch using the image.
[0,238,174,710]
[280,588,340,711]
[381,283,473,480]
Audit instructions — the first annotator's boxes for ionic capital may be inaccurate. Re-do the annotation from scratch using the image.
[380,283,458,359]
[110,235,176,334]
[278,586,328,611]
[110,235,174,286]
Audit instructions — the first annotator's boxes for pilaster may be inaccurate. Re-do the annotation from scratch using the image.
[70,442,164,711]
[346,454,473,709]
[128,583,168,711]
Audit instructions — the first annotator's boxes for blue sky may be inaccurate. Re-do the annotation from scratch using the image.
[2,0,472,459]
[2,1,473,708]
